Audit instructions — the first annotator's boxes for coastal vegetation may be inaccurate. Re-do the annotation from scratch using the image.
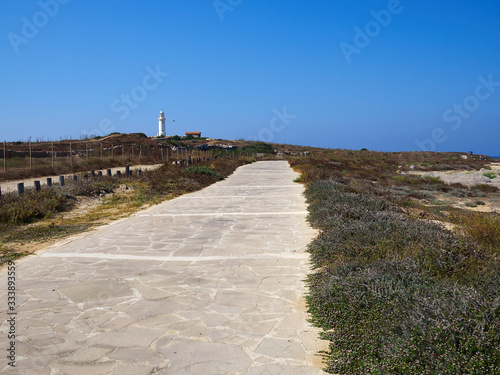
[291,150,500,374]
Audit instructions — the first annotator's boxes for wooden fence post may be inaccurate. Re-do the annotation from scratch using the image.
[29,138,32,170]
[3,141,6,173]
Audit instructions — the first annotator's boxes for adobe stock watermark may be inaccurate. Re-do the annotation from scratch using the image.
[81,64,169,138]
[415,74,499,151]
[340,0,408,64]
[7,0,71,54]
[248,107,296,142]
[213,0,243,21]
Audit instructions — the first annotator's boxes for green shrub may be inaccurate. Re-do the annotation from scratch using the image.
[183,165,225,180]
[429,199,446,205]
[244,142,275,154]
[483,172,497,179]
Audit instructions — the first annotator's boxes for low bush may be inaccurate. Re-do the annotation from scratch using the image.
[483,172,497,179]
[0,190,70,224]
[183,165,226,180]
[449,210,500,250]
[63,180,116,197]
[243,142,275,154]
[477,184,499,193]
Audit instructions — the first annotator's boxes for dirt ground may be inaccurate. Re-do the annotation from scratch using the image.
[0,163,162,195]
[410,163,500,214]
[409,163,500,188]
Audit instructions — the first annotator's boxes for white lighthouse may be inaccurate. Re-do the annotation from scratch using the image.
[158,110,166,137]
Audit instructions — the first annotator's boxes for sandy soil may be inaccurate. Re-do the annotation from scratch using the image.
[408,163,500,188]
[409,163,500,214]
[0,163,162,195]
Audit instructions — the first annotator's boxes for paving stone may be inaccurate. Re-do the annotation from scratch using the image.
[110,364,156,375]
[158,339,253,374]
[87,327,164,348]
[255,338,306,360]
[52,362,116,375]
[134,313,179,329]
[246,364,323,375]
[108,347,158,362]
[61,347,113,363]
[201,314,231,327]
[59,280,133,303]
[16,355,53,369]
[6,369,52,375]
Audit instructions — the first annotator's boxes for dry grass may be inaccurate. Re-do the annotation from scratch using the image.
[449,210,500,249]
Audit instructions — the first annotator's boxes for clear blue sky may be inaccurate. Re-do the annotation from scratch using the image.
[1,0,500,155]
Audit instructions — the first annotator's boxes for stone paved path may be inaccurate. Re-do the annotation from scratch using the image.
[0,161,326,374]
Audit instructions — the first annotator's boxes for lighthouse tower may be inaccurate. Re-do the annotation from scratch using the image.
[158,110,166,137]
